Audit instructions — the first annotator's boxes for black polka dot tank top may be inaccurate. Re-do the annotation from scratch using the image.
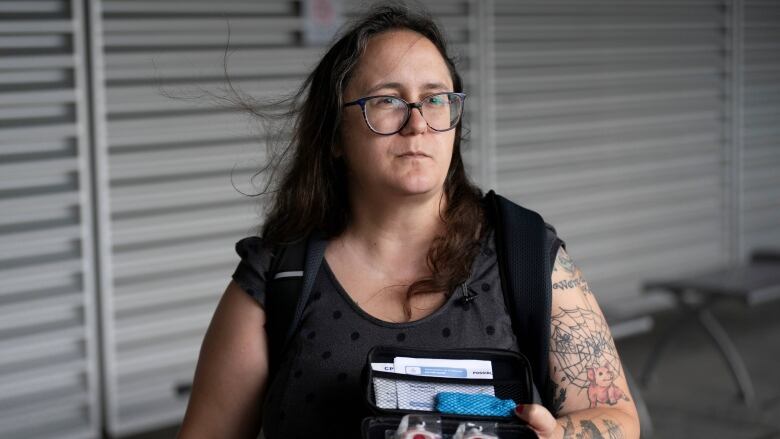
[231,227,561,439]
[244,232,517,439]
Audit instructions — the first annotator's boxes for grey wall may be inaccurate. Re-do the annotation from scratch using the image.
[0,0,777,437]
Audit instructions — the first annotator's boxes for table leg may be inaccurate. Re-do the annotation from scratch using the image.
[697,308,759,409]
[639,312,690,387]
[626,370,654,438]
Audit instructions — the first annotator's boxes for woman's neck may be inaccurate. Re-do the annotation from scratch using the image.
[340,188,447,274]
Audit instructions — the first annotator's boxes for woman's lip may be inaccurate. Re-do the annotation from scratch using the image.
[399,152,430,157]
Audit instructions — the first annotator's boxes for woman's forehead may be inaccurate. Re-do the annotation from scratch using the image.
[350,30,453,93]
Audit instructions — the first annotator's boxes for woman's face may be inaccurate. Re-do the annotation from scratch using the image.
[340,30,457,199]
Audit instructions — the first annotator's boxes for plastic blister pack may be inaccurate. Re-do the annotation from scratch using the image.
[394,414,442,439]
[453,421,499,439]
[370,414,519,439]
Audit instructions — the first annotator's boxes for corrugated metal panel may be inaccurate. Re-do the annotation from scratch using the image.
[92,0,277,432]
[493,0,730,306]
[0,1,101,438]
[741,0,780,254]
[92,0,481,435]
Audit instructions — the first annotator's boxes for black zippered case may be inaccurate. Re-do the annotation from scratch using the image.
[360,346,539,438]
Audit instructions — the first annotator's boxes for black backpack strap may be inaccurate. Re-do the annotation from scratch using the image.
[484,190,553,408]
[264,230,327,380]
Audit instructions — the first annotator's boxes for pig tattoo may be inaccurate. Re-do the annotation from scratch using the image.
[586,364,630,408]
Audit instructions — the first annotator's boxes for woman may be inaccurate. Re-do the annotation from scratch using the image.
[178,4,639,438]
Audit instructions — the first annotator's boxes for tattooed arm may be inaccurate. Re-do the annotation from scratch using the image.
[514,247,640,439]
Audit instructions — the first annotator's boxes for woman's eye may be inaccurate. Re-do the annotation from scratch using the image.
[428,95,448,106]
[376,97,399,107]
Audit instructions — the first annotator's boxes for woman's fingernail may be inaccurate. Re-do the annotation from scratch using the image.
[514,404,525,415]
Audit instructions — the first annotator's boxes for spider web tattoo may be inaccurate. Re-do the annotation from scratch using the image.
[550,306,621,389]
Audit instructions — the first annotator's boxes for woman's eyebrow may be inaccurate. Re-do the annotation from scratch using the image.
[364,82,402,95]
[364,81,451,95]
[421,81,450,91]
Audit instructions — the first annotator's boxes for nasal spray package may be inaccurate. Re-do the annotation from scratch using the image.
[361,346,540,438]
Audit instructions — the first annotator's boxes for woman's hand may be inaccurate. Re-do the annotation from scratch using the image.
[513,403,563,439]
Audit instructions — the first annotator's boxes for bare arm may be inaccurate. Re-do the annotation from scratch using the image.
[547,247,640,438]
[177,281,268,439]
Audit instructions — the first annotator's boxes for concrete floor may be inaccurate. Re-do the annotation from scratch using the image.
[619,299,780,439]
[125,300,780,439]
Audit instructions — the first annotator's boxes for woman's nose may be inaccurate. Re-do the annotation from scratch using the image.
[401,107,428,135]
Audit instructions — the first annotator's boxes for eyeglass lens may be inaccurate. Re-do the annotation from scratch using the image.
[363,93,463,134]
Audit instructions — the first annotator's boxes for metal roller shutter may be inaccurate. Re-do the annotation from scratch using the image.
[92,1,301,435]
[492,0,731,306]
[2,0,770,436]
[741,0,780,255]
[92,0,481,435]
[0,0,101,438]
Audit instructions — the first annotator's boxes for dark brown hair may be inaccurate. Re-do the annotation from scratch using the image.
[247,3,485,320]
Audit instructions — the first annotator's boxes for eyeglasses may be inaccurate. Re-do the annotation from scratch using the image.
[343,92,466,135]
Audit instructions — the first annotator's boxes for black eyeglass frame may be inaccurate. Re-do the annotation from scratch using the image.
[342,92,467,135]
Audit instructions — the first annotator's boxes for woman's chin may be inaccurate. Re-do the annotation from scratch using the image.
[356,170,446,198]
[393,177,445,197]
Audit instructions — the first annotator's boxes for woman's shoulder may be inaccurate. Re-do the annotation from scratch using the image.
[235,235,266,253]
[232,236,275,307]
[544,223,565,268]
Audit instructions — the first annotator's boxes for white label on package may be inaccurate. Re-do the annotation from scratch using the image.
[394,357,494,379]
[393,357,495,411]
[370,363,397,409]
